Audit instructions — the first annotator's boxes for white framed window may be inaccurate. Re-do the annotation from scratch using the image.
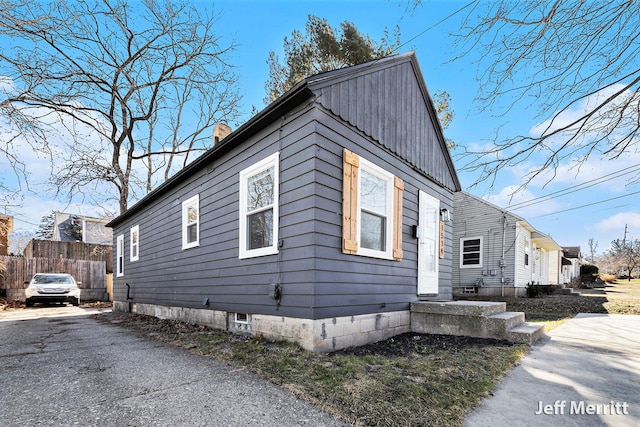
[239,152,279,259]
[460,236,483,268]
[116,234,124,277]
[235,313,249,324]
[130,225,139,262]
[182,194,200,250]
[524,237,530,266]
[356,157,395,260]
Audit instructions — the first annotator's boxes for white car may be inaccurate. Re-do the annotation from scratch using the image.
[25,273,81,307]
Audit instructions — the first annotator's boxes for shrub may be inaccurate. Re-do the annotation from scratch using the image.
[526,283,558,298]
[600,274,616,283]
[580,264,599,282]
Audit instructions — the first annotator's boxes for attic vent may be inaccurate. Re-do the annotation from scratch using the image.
[213,123,232,146]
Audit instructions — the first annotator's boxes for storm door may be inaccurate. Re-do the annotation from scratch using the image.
[418,190,439,295]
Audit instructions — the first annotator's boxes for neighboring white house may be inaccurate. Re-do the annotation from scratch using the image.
[561,246,582,284]
[452,192,563,297]
[53,212,113,245]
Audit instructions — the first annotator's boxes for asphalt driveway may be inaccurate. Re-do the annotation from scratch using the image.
[0,306,345,427]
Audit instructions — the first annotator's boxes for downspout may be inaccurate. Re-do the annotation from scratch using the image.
[501,213,507,297]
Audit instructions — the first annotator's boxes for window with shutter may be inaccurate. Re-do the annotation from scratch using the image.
[342,149,403,261]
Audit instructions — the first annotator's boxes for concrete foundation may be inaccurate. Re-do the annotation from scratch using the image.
[112,301,410,352]
[112,298,544,351]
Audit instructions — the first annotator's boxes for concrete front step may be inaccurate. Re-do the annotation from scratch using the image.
[411,300,506,316]
[507,322,545,345]
[487,311,525,331]
[558,287,581,297]
[411,301,545,345]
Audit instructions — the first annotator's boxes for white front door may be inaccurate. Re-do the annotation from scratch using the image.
[418,190,439,295]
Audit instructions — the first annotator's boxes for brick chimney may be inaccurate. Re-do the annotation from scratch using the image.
[213,123,232,146]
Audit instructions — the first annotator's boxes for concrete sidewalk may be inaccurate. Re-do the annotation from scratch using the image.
[465,314,640,427]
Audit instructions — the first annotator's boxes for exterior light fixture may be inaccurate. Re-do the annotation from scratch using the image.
[440,208,451,222]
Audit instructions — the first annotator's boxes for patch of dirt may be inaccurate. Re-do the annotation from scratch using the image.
[0,298,24,311]
[337,332,516,358]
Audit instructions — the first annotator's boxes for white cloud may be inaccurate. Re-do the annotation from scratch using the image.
[592,212,640,236]
[503,151,640,197]
[482,185,563,218]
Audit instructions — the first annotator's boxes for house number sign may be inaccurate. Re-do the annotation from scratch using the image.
[439,221,445,259]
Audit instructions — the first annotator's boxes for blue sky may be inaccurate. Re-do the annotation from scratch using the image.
[2,0,639,257]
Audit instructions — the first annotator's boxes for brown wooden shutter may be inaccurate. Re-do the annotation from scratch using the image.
[393,177,404,261]
[342,149,359,254]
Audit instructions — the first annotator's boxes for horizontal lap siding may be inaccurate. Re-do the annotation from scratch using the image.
[112,107,319,319]
[452,193,519,289]
[310,108,453,318]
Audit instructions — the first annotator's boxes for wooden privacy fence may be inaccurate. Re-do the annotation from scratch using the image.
[0,256,109,301]
[24,239,113,273]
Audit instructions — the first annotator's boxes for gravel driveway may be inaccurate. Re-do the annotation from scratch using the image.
[0,306,345,427]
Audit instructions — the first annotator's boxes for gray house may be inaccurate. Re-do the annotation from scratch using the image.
[53,212,113,245]
[452,192,562,297]
[106,52,461,351]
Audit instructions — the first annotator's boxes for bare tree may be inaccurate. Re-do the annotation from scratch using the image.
[587,238,598,264]
[610,238,640,281]
[8,230,33,255]
[451,1,640,188]
[0,0,241,214]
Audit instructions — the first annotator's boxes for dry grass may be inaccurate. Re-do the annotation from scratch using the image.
[477,280,640,332]
[100,313,527,427]
[54,279,640,426]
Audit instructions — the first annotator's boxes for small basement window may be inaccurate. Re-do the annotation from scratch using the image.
[228,312,252,333]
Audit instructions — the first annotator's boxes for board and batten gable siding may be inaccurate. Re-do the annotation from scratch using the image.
[308,53,458,193]
[111,103,324,319]
[309,107,454,318]
[452,192,520,290]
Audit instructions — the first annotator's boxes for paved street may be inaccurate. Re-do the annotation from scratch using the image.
[0,306,344,427]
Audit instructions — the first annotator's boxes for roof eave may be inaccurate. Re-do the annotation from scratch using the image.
[106,82,313,228]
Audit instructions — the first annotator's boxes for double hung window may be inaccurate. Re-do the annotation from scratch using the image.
[460,237,482,267]
[358,159,395,258]
[130,225,139,261]
[182,195,200,250]
[116,234,124,276]
[239,152,279,258]
[342,149,403,261]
